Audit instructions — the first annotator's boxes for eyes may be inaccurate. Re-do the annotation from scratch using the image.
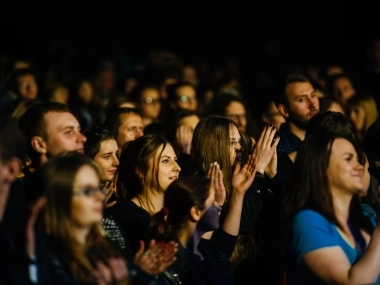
[229,139,242,148]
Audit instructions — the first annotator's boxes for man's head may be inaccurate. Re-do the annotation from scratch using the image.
[18,102,86,166]
[274,74,319,130]
[103,107,144,149]
[8,68,38,100]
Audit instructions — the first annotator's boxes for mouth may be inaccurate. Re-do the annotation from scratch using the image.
[76,148,84,153]
[169,176,178,180]
[108,169,117,174]
[309,110,318,117]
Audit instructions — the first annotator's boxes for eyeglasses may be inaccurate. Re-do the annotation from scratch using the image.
[178,95,197,103]
[73,185,104,197]
[19,81,37,89]
[143,97,161,104]
[229,139,242,149]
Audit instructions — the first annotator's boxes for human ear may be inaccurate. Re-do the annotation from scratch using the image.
[31,136,47,154]
[277,104,290,118]
[189,206,201,222]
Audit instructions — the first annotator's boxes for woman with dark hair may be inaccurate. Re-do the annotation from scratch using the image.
[36,152,129,284]
[115,135,181,256]
[283,133,380,284]
[148,168,255,284]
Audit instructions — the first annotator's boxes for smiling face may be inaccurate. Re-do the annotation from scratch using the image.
[145,144,181,192]
[327,138,364,196]
[229,124,242,165]
[93,139,119,182]
[43,111,87,157]
[71,165,105,230]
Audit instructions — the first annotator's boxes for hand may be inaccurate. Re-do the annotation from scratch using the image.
[253,125,279,174]
[133,240,178,275]
[232,154,257,195]
[93,258,128,285]
[176,125,193,154]
[26,196,46,259]
[207,162,226,206]
[104,181,116,209]
[265,145,278,179]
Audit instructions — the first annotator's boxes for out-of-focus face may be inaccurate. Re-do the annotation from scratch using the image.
[262,101,285,131]
[51,87,69,105]
[140,88,161,121]
[71,165,104,230]
[327,138,364,195]
[175,85,198,111]
[229,124,242,166]
[284,82,319,130]
[93,139,119,182]
[78,81,94,104]
[145,144,181,192]
[116,113,144,148]
[348,105,366,132]
[179,115,200,131]
[333,78,355,105]
[17,74,38,100]
[43,112,87,157]
[327,102,344,114]
[225,101,247,133]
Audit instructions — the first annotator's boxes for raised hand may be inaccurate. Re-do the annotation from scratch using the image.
[133,239,178,275]
[207,162,226,206]
[176,125,194,154]
[253,125,279,175]
[232,154,257,195]
[103,181,117,209]
[93,258,128,285]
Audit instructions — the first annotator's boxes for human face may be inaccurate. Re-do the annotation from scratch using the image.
[178,115,200,131]
[175,85,198,111]
[348,105,366,132]
[78,81,93,104]
[140,88,161,120]
[262,101,286,131]
[333,78,355,105]
[17,74,38,100]
[327,138,364,196]
[93,139,119,182]
[71,165,105,230]
[225,101,247,133]
[229,124,242,165]
[197,186,220,232]
[117,113,144,148]
[44,112,87,157]
[146,144,181,192]
[285,82,319,130]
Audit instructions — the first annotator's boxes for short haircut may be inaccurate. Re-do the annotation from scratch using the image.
[0,116,26,164]
[18,102,69,161]
[273,73,312,108]
[102,107,140,138]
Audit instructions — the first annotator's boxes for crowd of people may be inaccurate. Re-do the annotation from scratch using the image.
[1,38,380,285]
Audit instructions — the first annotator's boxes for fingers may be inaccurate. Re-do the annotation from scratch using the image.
[105,201,117,209]
[108,258,128,281]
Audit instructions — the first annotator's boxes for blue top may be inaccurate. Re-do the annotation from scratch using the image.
[287,209,380,284]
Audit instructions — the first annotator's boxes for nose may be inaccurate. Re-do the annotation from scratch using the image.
[78,132,87,143]
[173,160,181,173]
[134,129,143,139]
[113,155,119,167]
[235,141,242,150]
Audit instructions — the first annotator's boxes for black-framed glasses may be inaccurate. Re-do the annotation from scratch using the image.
[73,185,104,197]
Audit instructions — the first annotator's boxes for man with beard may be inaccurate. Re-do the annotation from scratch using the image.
[274,74,319,155]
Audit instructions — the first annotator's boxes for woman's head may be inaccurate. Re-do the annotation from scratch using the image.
[40,152,105,240]
[192,116,248,197]
[83,126,119,182]
[117,135,181,203]
[346,94,378,137]
[130,84,162,123]
[285,133,365,225]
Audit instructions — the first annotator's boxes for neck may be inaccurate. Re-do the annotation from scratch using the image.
[331,189,352,224]
[178,222,204,259]
[288,122,306,140]
[0,185,10,223]
[74,227,90,245]
[134,188,164,215]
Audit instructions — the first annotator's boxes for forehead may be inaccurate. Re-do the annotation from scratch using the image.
[99,139,118,152]
[74,165,99,187]
[225,101,245,114]
[141,88,160,98]
[18,74,35,82]
[119,113,142,126]
[44,111,79,132]
[179,115,200,128]
[330,138,356,155]
[177,85,195,95]
[229,124,240,138]
[285,82,314,99]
